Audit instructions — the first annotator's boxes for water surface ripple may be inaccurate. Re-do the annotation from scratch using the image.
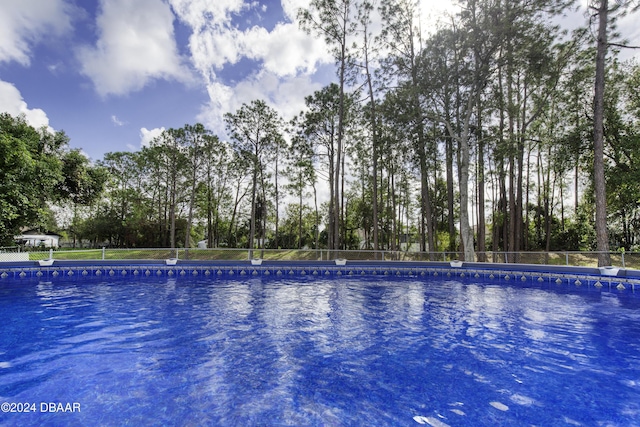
[1,277,639,426]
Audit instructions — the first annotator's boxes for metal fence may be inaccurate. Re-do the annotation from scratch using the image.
[1,247,636,268]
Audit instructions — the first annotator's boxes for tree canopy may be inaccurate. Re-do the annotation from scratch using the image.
[3,1,640,260]
[0,113,106,246]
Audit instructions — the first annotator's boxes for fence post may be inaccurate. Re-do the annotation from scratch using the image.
[622,252,626,268]
[49,248,53,259]
[102,247,106,260]
[565,252,569,266]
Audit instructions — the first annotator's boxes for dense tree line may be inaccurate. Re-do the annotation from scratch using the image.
[0,113,107,246]
[3,0,639,262]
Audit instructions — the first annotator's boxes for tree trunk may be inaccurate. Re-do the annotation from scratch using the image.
[274,155,280,249]
[446,135,456,252]
[169,171,177,250]
[363,28,379,252]
[227,179,244,247]
[334,8,348,252]
[476,88,486,261]
[313,182,320,252]
[249,168,258,258]
[207,174,213,248]
[298,188,303,249]
[184,165,198,251]
[459,128,475,262]
[593,0,611,266]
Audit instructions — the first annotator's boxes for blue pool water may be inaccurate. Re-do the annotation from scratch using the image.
[1,276,640,426]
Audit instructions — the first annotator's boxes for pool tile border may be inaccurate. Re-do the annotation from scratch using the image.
[0,263,638,294]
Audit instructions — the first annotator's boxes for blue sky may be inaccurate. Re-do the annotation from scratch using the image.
[0,0,638,162]
[0,0,337,161]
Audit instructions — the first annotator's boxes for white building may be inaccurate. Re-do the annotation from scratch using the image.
[16,232,61,248]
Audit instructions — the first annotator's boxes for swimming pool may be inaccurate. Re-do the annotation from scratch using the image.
[1,272,640,426]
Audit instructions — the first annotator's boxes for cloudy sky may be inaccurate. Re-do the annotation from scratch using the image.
[0,0,637,162]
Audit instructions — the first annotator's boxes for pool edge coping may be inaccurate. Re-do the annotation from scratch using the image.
[1,260,639,294]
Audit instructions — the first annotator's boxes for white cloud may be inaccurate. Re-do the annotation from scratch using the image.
[47,62,64,75]
[140,126,166,148]
[175,0,330,79]
[111,115,125,126]
[197,70,321,138]
[0,0,72,65]
[0,80,52,131]
[169,0,331,137]
[280,0,309,21]
[170,0,245,28]
[606,7,640,62]
[234,71,319,120]
[170,0,253,77]
[78,0,193,97]
[190,26,245,72]
[244,22,331,77]
[196,82,234,134]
